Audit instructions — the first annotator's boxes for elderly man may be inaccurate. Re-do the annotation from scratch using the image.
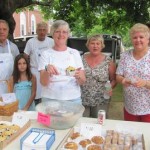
[0,19,19,96]
[24,22,54,105]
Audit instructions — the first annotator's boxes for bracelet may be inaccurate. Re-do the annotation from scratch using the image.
[45,65,48,71]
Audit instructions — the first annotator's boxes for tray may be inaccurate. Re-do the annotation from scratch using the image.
[0,116,30,150]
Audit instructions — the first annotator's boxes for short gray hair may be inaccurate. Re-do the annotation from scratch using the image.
[0,19,9,31]
[50,20,70,36]
[86,34,105,49]
[130,23,150,39]
[36,22,48,30]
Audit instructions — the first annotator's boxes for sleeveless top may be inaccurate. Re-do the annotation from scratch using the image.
[14,81,35,111]
[81,54,111,106]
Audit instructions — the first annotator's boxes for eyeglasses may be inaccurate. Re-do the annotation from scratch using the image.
[54,30,68,34]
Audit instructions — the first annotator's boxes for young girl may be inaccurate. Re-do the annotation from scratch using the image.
[10,54,36,111]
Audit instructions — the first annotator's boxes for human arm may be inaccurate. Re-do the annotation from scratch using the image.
[109,61,117,89]
[74,68,86,85]
[8,76,14,93]
[22,75,36,111]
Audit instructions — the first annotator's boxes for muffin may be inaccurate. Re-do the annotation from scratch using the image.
[64,141,78,150]
[71,132,80,140]
[87,144,102,150]
[79,139,91,148]
[91,136,104,144]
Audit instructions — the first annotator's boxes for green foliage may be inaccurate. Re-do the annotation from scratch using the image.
[38,0,150,47]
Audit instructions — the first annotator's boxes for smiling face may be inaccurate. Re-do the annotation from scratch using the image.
[131,31,149,51]
[53,25,69,46]
[130,23,150,52]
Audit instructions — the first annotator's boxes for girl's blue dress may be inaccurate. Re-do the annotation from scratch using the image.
[14,81,35,111]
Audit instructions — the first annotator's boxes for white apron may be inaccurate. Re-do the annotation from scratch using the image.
[0,40,14,97]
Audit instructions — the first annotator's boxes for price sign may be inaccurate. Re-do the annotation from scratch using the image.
[2,93,16,104]
[80,123,102,139]
[37,112,50,126]
[12,112,29,127]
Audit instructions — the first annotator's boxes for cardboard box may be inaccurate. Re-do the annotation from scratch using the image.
[0,116,30,150]
[20,128,55,150]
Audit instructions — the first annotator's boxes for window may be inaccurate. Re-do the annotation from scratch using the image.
[31,15,36,34]
[20,12,26,36]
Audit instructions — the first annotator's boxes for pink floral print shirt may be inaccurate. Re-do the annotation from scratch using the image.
[116,49,150,115]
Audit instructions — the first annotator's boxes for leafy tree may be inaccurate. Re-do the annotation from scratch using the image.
[0,0,52,39]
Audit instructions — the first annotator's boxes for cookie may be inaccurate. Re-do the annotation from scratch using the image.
[64,141,78,150]
[0,135,7,142]
[91,136,104,144]
[79,139,91,148]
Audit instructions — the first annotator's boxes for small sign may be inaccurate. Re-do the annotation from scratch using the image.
[12,112,29,127]
[80,123,102,139]
[1,93,16,104]
[37,112,50,126]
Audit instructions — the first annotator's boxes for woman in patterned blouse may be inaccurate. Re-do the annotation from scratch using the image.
[81,34,117,118]
[116,23,150,122]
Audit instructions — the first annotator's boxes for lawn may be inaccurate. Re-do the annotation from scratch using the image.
[112,83,123,102]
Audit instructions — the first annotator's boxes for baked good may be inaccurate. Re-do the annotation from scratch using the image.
[66,66,76,76]
[64,141,78,150]
[87,144,102,150]
[79,139,91,148]
[9,124,20,131]
[91,136,104,144]
[0,135,7,142]
[70,132,80,140]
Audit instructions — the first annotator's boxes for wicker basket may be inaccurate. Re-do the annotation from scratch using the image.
[0,80,18,116]
[0,99,19,116]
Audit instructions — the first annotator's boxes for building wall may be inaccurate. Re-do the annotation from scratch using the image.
[13,9,52,38]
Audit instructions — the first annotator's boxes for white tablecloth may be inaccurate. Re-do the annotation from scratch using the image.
[3,117,150,150]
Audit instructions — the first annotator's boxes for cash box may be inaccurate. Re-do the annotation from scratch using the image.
[20,128,55,150]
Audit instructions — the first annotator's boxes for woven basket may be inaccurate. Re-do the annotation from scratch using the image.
[0,99,18,116]
[0,80,18,116]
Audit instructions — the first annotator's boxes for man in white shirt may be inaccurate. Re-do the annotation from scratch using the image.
[24,22,54,105]
[0,19,19,96]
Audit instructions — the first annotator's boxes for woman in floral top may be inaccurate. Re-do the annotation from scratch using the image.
[81,34,117,118]
[116,23,150,122]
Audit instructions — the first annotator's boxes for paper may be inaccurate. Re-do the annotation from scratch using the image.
[12,112,29,127]
[37,112,50,126]
[80,123,102,139]
[1,93,16,104]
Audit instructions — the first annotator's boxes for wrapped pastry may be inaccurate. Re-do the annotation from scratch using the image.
[105,135,112,145]
[66,66,76,76]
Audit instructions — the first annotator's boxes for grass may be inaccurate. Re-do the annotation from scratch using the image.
[112,83,123,102]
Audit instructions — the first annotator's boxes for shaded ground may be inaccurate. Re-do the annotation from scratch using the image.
[108,101,124,120]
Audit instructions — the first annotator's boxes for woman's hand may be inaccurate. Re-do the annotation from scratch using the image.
[122,78,132,87]
[74,68,86,85]
[132,78,146,88]
[46,64,59,76]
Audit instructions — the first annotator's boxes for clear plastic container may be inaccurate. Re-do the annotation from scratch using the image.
[36,100,85,130]
[103,81,112,99]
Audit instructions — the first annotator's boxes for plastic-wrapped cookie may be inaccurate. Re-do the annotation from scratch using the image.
[91,136,104,144]
[79,139,91,148]
[64,141,78,150]
[70,132,80,140]
[87,144,102,150]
